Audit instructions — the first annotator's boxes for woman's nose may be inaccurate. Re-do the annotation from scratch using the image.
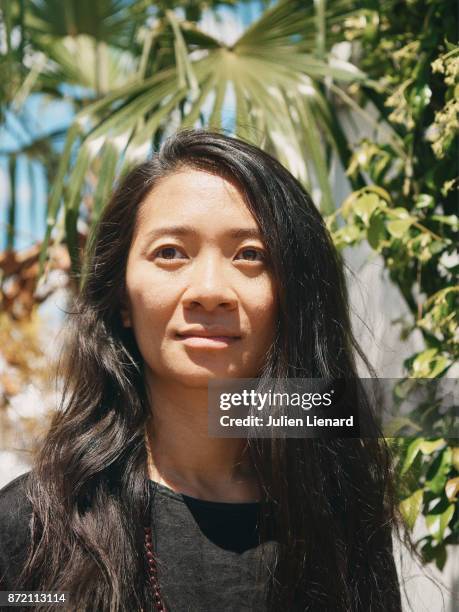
[181,254,238,312]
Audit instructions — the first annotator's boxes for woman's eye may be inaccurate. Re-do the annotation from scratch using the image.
[236,248,265,262]
[154,247,186,260]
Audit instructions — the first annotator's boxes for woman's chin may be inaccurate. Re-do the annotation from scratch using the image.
[168,367,244,388]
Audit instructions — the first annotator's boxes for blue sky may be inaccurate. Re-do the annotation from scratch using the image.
[0,1,264,251]
[0,95,74,250]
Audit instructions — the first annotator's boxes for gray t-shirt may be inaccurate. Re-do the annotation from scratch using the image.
[0,474,278,611]
[148,480,277,611]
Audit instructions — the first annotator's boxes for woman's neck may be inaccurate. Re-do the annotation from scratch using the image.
[144,378,260,503]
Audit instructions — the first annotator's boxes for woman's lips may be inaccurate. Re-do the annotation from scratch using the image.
[175,334,240,349]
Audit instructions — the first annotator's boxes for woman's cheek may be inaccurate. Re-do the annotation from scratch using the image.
[128,271,174,316]
[246,281,277,324]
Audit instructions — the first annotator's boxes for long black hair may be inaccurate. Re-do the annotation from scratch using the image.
[19,129,411,610]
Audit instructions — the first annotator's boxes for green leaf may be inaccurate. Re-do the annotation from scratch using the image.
[426,501,455,542]
[411,349,451,378]
[389,207,412,219]
[421,540,447,570]
[7,156,16,250]
[428,240,446,255]
[314,0,326,60]
[334,224,363,246]
[353,193,381,225]
[425,447,452,495]
[401,439,423,474]
[412,348,439,377]
[92,140,119,221]
[430,357,451,378]
[435,546,447,571]
[65,144,91,278]
[431,214,459,229]
[181,72,216,128]
[415,194,435,209]
[127,86,188,151]
[419,439,446,454]
[38,122,81,279]
[26,0,148,47]
[386,218,415,238]
[400,489,423,530]
[166,10,198,96]
[295,95,335,214]
[209,76,227,128]
[367,210,386,250]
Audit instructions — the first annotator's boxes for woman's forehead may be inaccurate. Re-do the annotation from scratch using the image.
[134,168,259,234]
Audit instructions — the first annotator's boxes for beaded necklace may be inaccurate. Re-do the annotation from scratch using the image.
[144,526,167,612]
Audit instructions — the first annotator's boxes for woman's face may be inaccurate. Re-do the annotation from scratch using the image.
[122,168,277,388]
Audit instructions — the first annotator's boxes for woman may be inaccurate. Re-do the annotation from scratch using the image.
[0,129,406,611]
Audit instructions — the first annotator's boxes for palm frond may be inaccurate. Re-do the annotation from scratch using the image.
[37,0,370,276]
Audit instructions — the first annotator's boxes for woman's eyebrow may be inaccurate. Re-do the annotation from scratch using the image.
[141,225,263,247]
[142,225,194,245]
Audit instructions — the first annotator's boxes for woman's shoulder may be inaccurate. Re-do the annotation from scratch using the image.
[0,471,32,527]
[0,472,33,589]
